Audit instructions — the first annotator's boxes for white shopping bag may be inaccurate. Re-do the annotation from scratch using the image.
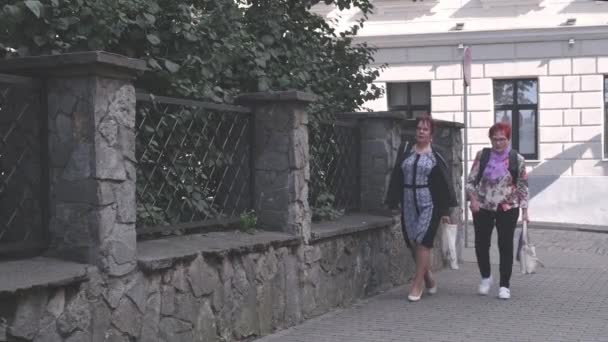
[518,222,544,274]
[441,223,459,269]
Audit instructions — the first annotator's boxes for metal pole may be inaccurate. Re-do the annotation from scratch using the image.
[463,73,470,248]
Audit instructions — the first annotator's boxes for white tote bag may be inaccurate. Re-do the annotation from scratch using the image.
[518,221,543,274]
[441,223,459,269]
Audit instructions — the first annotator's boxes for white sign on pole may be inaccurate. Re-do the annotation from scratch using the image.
[463,46,472,87]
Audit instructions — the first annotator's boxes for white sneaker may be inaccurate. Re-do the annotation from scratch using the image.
[498,287,511,300]
[478,277,492,295]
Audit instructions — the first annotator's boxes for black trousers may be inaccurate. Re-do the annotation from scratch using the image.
[473,207,520,288]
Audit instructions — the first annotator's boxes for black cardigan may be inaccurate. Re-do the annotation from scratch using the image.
[385,141,458,218]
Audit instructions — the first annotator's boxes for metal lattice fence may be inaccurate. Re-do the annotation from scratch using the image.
[135,93,253,236]
[309,119,360,217]
[0,74,47,257]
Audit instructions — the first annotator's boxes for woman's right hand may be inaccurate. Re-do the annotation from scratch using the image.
[469,199,480,213]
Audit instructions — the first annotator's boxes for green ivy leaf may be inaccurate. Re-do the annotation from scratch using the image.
[148,58,162,70]
[164,59,180,73]
[143,13,156,24]
[24,0,43,18]
[146,34,161,45]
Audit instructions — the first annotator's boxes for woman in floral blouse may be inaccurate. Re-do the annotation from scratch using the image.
[466,122,529,300]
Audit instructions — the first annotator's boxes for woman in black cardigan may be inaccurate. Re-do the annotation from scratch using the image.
[385,115,458,302]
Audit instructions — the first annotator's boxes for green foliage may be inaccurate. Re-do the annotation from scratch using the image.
[0,0,383,111]
[239,210,257,234]
[0,0,384,224]
[312,192,344,222]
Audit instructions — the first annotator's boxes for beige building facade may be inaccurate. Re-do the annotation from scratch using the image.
[315,0,608,226]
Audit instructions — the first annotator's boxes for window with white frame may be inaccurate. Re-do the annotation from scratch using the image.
[493,79,538,160]
[386,82,431,118]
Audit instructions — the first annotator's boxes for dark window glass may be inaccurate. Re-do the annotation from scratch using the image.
[493,79,538,159]
[517,80,538,105]
[386,82,431,118]
[494,81,514,106]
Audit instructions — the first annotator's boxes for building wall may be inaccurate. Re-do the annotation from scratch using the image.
[315,0,608,225]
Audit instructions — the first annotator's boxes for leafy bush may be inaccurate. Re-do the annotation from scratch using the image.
[239,210,257,234]
[0,0,384,223]
[312,192,344,222]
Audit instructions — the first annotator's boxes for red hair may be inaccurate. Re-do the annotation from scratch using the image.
[415,114,434,134]
[488,122,511,139]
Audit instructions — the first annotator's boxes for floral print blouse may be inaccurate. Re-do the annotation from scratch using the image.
[465,150,529,212]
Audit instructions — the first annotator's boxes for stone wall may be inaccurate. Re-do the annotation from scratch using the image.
[0,52,461,342]
[0,217,408,342]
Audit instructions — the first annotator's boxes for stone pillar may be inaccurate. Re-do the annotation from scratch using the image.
[237,91,315,242]
[355,112,407,213]
[0,52,146,276]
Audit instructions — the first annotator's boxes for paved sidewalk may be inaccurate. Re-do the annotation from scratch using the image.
[255,230,608,342]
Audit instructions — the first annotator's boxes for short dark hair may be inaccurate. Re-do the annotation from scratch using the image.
[415,114,434,134]
[488,122,512,139]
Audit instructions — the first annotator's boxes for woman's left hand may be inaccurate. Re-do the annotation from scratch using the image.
[441,216,450,224]
[522,210,530,223]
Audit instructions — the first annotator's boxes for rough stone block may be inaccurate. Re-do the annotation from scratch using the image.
[100,223,136,276]
[56,291,91,336]
[98,116,118,146]
[195,300,218,342]
[187,256,220,298]
[95,143,127,180]
[159,317,194,342]
[140,291,161,342]
[9,289,47,340]
[112,297,142,338]
[62,143,93,181]
[106,83,136,129]
[115,181,136,223]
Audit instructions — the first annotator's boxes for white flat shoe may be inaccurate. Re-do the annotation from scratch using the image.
[408,289,423,302]
[478,276,492,296]
[498,287,511,300]
[427,284,438,295]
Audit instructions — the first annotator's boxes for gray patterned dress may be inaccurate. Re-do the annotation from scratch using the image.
[401,151,437,244]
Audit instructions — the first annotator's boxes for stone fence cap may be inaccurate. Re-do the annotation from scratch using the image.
[0,51,147,78]
[336,111,465,128]
[236,90,318,104]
